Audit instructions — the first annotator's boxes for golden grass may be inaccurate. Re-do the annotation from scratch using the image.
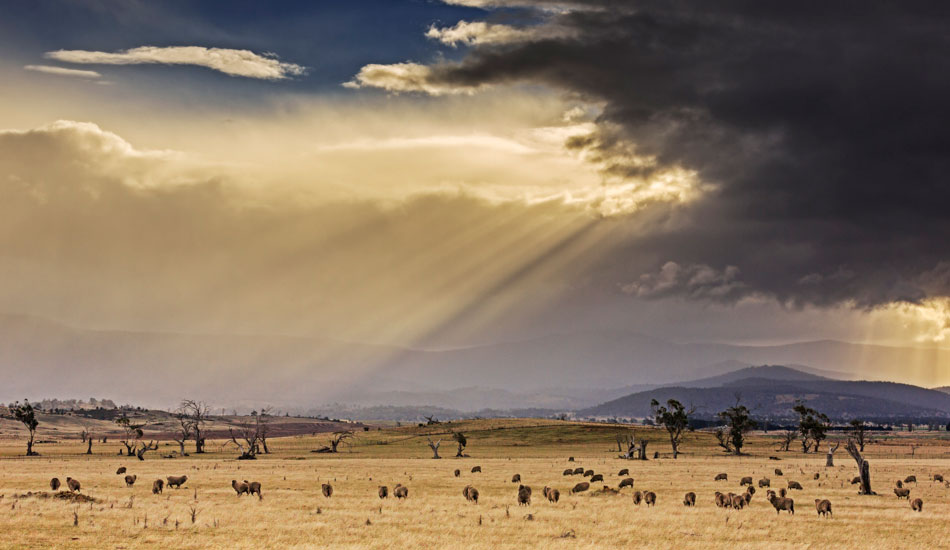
[0,420,948,549]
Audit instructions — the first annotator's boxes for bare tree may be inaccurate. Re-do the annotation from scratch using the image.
[180,400,211,454]
[846,438,874,495]
[312,430,353,453]
[617,433,648,460]
[172,407,194,455]
[257,408,273,454]
[227,418,263,460]
[778,429,797,452]
[136,440,158,460]
[715,427,732,453]
[848,419,869,451]
[329,430,352,452]
[427,437,442,459]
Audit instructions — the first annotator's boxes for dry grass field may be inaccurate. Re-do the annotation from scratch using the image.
[1,418,948,549]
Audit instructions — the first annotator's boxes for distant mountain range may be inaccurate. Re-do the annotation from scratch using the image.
[1,314,948,413]
[578,365,950,421]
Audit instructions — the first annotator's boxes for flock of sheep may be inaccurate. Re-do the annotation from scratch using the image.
[42,458,934,517]
[450,461,934,517]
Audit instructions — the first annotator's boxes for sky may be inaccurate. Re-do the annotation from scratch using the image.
[1,0,949,395]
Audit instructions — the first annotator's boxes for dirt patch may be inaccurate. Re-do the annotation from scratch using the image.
[590,486,620,497]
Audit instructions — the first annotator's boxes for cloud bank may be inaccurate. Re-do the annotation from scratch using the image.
[45,46,305,80]
[347,1,950,313]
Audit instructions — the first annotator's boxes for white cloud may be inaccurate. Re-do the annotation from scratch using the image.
[426,21,570,47]
[24,65,101,79]
[344,62,482,95]
[45,46,305,80]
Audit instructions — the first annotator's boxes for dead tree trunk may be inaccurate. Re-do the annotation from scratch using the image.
[825,441,840,467]
[427,438,442,459]
[86,438,93,455]
[846,439,874,495]
[618,435,636,459]
[638,440,649,460]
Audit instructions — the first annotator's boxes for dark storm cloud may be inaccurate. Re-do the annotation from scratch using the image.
[420,1,950,308]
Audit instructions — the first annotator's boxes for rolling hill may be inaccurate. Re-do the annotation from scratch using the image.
[578,365,950,421]
[1,314,948,412]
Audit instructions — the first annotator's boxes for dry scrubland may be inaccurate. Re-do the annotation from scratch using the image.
[1,418,948,549]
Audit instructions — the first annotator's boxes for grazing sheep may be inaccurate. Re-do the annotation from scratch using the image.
[572,482,590,494]
[590,474,604,482]
[643,491,656,507]
[683,492,696,507]
[66,477,81,493]
[850,476,861,485]
[618,468,629,476]
[471,466,482,473]
[740,476,753,486]
[454,469,460,478]
[116,467,127,475]
[743,491,754,505]
[322,483,333,498]
[715,473,728,481]
[166,475,188,489]
[619,477,634,489]
[246,480,262,499]
[512,474,521,483]
[379,486,389,499]
[815,499,832,517]
[632,490,643,505]
[583,470,594,477]
[758,478,770,488]
[731,494,746,509]
[905,475,917,484]
[775,468,784,476]
[894,487,911,499]
[568,457,574,462]
[232,479,249,496]
[715,492,727,508]
[767,492,795,514]
[547,488,559,503]
[465,485,479,503]
[563,469,573,476]
[896,480,903,488]
[152,479,164,494]
[50,478,61,491]
[746,486,756,495]
[934,474,944,483]
[572,467,584,475]
[787,481,803,490]
[911,498,923,512]
[124,474,137,487]
[394,485,408,499]
[517,485,532,506]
